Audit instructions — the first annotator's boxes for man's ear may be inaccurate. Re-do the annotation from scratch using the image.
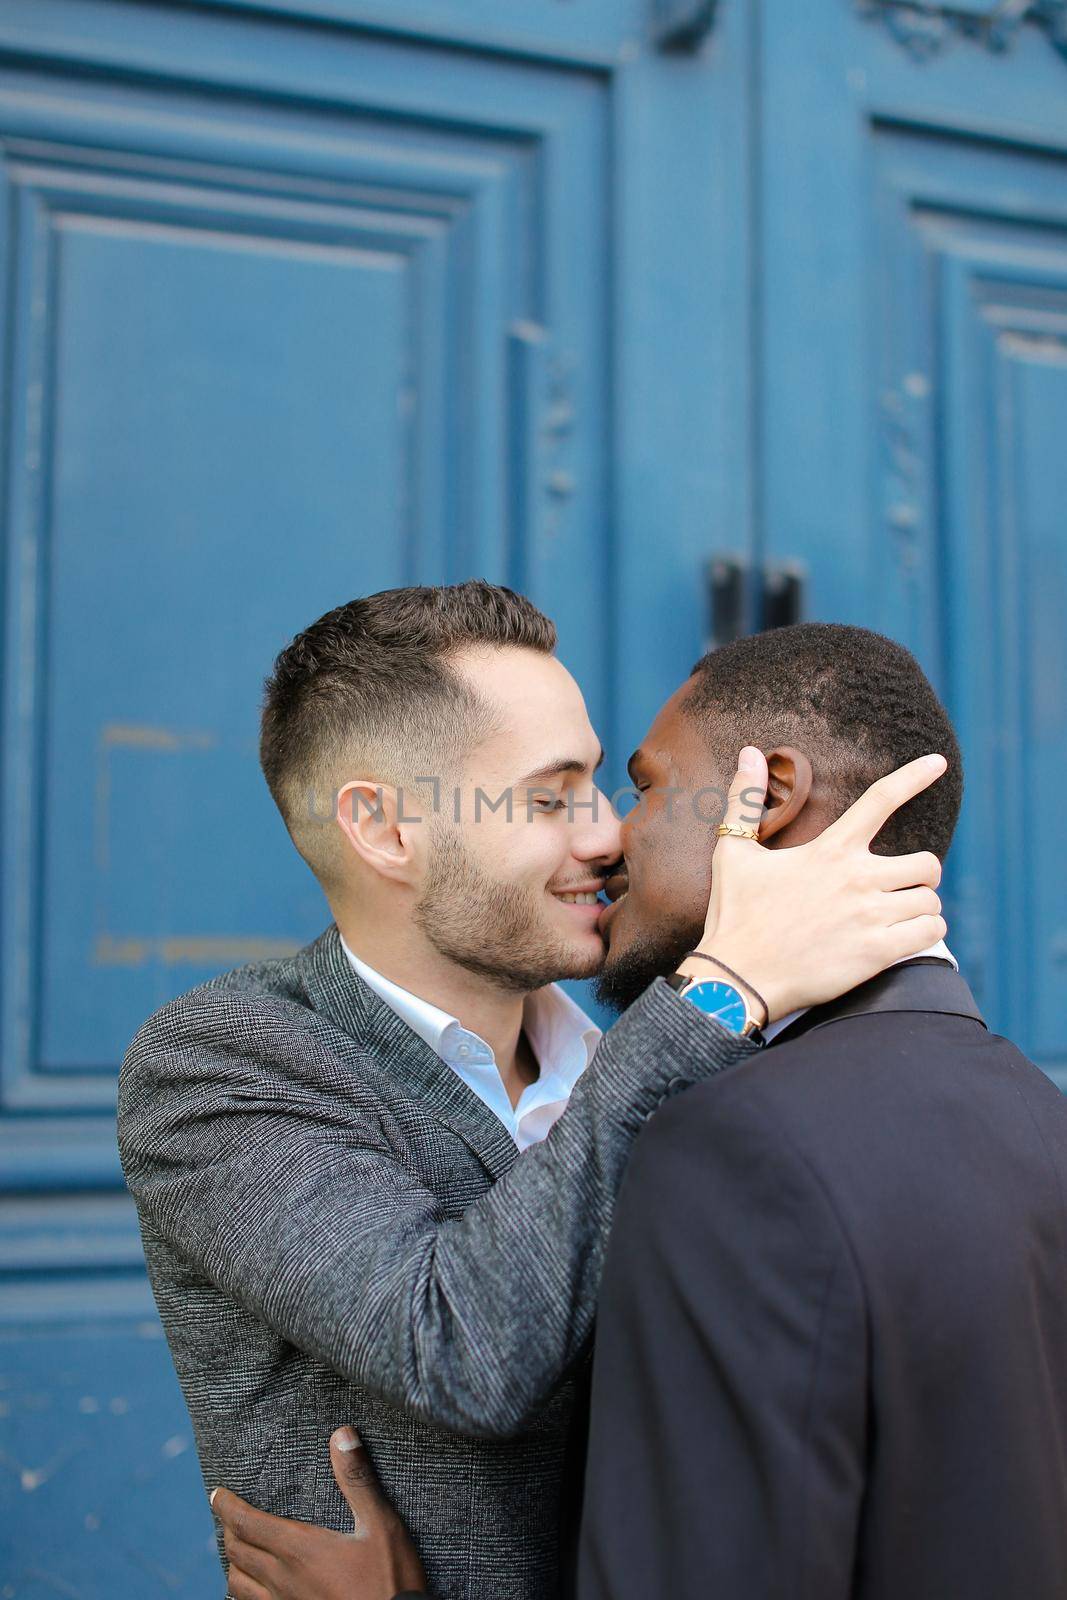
[758,746,814,842]
[335,779,423,885]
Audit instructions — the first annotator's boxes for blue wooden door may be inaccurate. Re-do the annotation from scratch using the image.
[2,1,1064,1593]
[0,1,729,1592]
[755,0,1067,1082]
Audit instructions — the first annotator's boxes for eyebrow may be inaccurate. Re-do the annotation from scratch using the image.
[520,746,605,785]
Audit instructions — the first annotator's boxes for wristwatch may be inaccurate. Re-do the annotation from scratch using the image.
[666,970,765,1044]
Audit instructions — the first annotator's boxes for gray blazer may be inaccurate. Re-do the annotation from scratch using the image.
[118,923,755,1600]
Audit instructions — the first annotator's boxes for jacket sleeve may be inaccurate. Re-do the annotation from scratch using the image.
[118,977,756,1440]
[576,1069,868,1600]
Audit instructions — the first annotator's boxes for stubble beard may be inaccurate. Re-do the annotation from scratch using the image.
[413,823,604,994]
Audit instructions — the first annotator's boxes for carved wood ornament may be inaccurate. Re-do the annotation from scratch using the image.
[857,0,1067,62]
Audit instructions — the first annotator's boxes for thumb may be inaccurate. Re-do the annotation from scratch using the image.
[330,1425,387,1532]
[720,746,767,837]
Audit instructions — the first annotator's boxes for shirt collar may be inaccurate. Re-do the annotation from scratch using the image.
[338,932,600,1086]
[522,982,602,1091]
[762,938,959,1046]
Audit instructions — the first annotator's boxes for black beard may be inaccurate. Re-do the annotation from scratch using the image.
[594,918,704,1014]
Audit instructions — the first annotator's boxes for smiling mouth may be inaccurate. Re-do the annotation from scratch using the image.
[552,890,601,906]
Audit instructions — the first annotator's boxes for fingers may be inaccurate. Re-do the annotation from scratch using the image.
[884,914,948,963]
[330,1426,388,1532]
[223,1526,285,1591]
[871,850,942,890]
[212,1488,294,1559]
[881,886,942,924]
[329,1427,429,1591]
[226,1571,272,1600]
[828,755,947,847]
[720,747,768,837]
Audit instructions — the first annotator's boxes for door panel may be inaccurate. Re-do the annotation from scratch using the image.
[760,0,1067,1079]
[0,1302,220,1595]
[0,27,611,1138]
[942,262,1067,1065]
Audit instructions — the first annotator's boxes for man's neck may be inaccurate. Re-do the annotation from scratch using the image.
[335,916,537,1100]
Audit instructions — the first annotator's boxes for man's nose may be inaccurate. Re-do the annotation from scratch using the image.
[574,785,623,864]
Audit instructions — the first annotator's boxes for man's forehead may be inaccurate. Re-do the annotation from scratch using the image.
[636,680,696,752]
[457,652,600,777]
[453,642,582,709]
[632,680,722,781]
[496,702,603,781]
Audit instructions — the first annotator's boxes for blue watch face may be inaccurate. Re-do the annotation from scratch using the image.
[680,979,749,1033]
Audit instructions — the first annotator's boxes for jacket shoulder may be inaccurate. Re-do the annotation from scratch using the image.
[660,1009,1067,1201]
[118,933,339,1109]
[127,953,296,1042]
[680,1012,1067,1255]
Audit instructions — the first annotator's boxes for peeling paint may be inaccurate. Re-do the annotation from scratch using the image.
[100,723,217,750]
[999,330,1067,366]
[92,934,301,967]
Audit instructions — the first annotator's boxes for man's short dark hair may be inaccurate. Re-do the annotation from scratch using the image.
[260,581,556,892]
[683,622,963,858]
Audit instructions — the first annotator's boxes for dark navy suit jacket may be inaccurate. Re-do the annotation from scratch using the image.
[575,959,1067,1600]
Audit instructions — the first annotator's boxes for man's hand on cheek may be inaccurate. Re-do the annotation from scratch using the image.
[211,1427,430,1600]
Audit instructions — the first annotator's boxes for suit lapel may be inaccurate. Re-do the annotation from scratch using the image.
[768,958,987,1050]
[299,923,521,1183]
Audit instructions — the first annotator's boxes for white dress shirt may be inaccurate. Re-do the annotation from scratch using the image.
[762,938,959,1045]
[338,933,601,1151]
